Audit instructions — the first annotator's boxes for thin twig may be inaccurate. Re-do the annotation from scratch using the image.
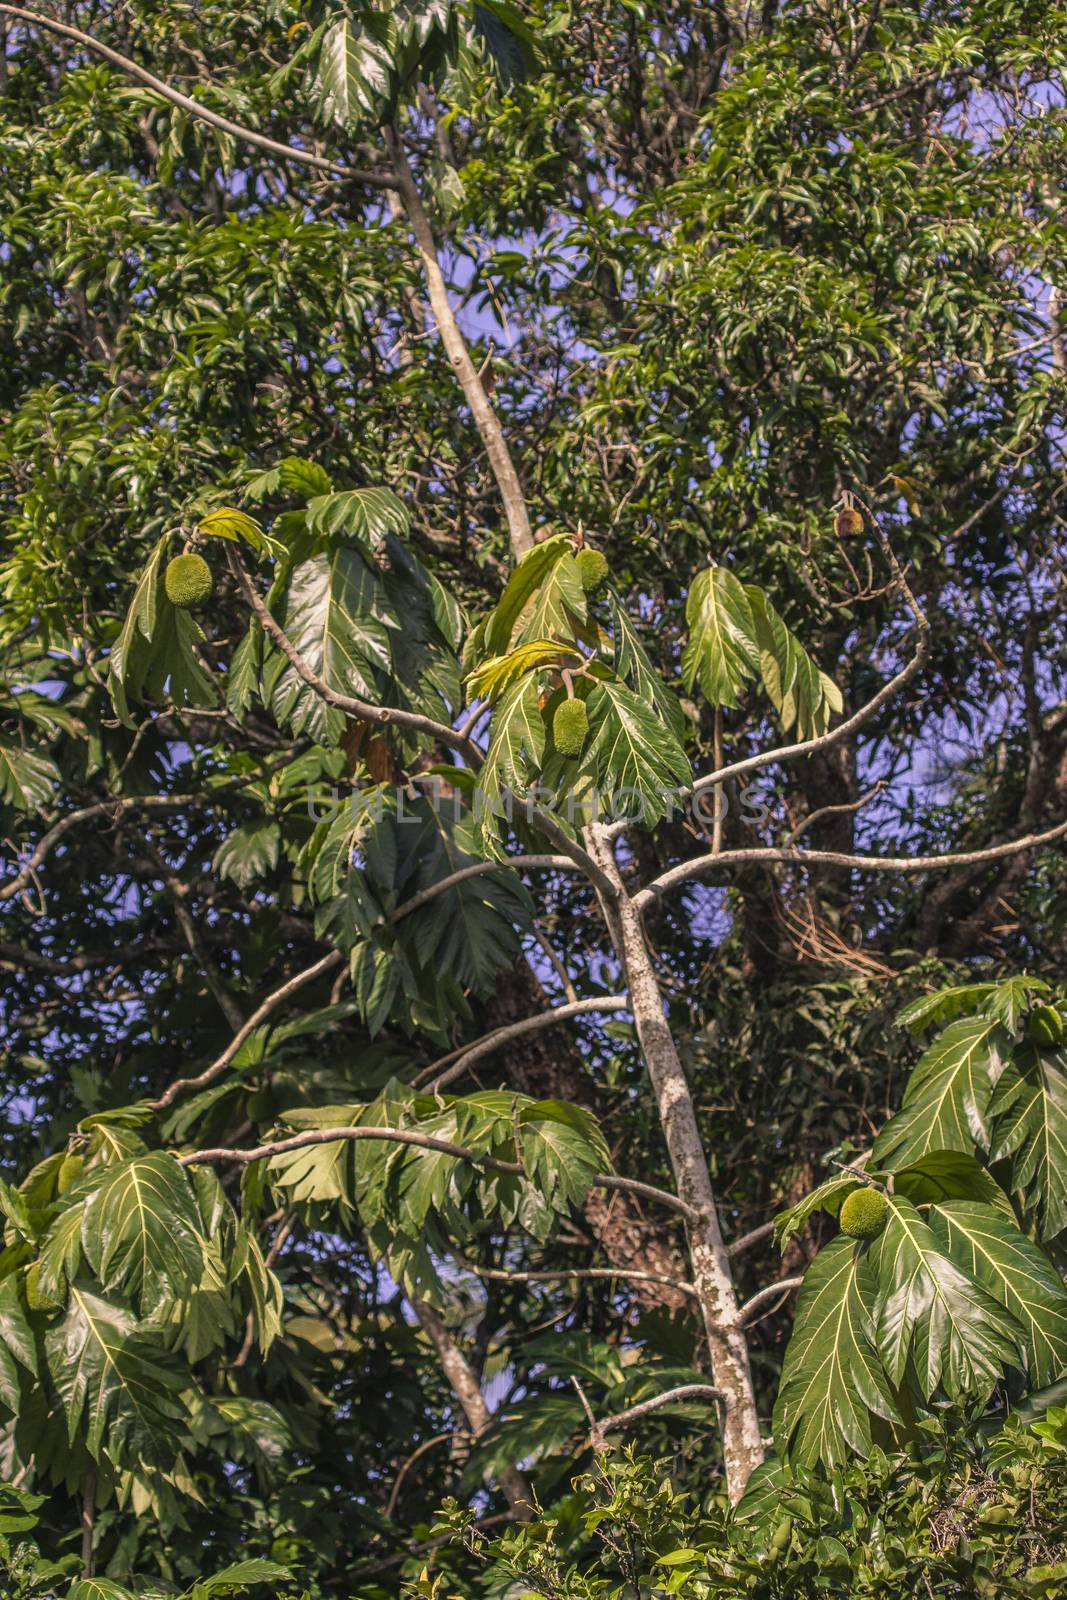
[726,1221,776,1258]
[152,950,343,1110]
[529,925,579,1003]
[457,1260,698,1297]
[783,781,887,847]
[385,1431,457,1520]
[392,856,575,922]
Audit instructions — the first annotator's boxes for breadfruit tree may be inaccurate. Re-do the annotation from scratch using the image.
[1,0,1066,1593]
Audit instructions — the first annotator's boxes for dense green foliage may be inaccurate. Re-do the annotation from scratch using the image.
[1,0,1066,1594]
[434,1427,1067,1598]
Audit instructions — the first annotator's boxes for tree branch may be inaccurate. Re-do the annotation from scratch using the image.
[412,1300,532,1517]
[0,4,397,187]
[152,949,343,1110]
[457,1260,698,1297]
[152,857,580,1111]
[726,1221,776,1258]
[146,844,245,1032]
[384,1430,456,1520]
[179,1123,528,1172]
[634,815,1067,912]
[739,1277,804,1324]
[384,125,533,559]
[1,794,207,905]
[589,1385,727,1451]
[1,746,305,905]
[415,995,631,1092]
[177,1124,697,1220]
[226,547,485,763]
[689,552,931,804]
[391,855,575,923]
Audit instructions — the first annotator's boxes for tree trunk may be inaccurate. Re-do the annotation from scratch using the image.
[413,1299,533,1518]
[485,957,691,1314]
[585,827,764,1499]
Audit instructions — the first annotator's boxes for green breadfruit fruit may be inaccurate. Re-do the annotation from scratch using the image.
[839,1186,888,1240]
[56,1153,84,1195]
[767,1517,793,1560]
[164,552,213,609]
[553,698,589,756]
[1029,1003,1066,1047]
[576,547,609,593]
[25,1262,62,1316]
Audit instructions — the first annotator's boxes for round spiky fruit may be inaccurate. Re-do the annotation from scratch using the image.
[839,1187,888,1240]
[576,547,609,593]
[25,1262,62,1316]
[553,698,589,756]
[164,552,213,609]
[834,507,864,538]
[1029,1003,1066,1047]
[56,1153,84,1195]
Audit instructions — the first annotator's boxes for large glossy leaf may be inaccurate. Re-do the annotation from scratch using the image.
[466,638,580,703]
[746,586,842,739]
[681,565,758,709]
[585,677,691,825]
[988,1046,1067,1239]
[69,1582,136,1600]
[268,1106,361,1208]
[774,1167,868,1250]
[477,673,546,836]
[108,535,167,686]
[515,553,588,646]
[462,1393,584,1488]
[46,1285,187,1466]
[869,1196,1025,1397]
[464,533,572,666]
[472,1,536,84]
[897,977,1049,1036]
[198,507,285,563]
[891,1150,1015,1216]
[196,1395,291,1477]
[610,597,686,738]
[272,549,394,741]
[871,1015,1008,1169]
[0,1276,34,1413]
[395,802,534,993]
[315,16,393,125]
[518,1100,612,1214]
[188,1559,292,1598]
[305,486,410,545]
[929,1200,1067,1385]
[773,1234,898,1468]
[108,537,218,718]
[0,741,59,810]
[212,822,281,889]
[81,1153,206,1313]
